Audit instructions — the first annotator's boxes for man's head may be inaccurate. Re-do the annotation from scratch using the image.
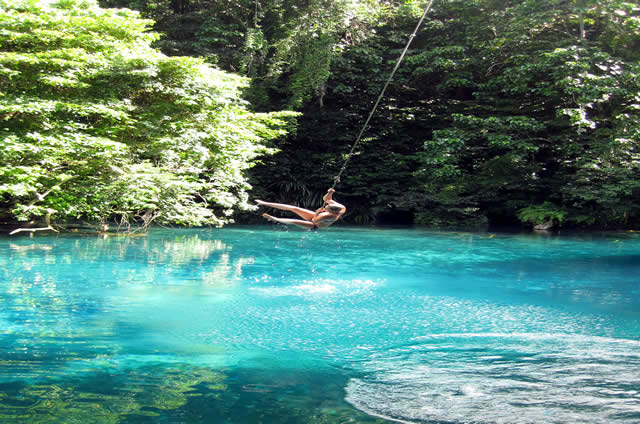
[326,204,344,214]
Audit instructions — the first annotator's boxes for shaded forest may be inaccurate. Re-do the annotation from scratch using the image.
[2,0,640,231]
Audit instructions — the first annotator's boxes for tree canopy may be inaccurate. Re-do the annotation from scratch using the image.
[0,0,297,230]
[2,0,639,230]
[246,0,640,229]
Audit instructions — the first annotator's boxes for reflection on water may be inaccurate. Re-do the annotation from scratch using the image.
[5,231,246,290]
[1,227,640,423]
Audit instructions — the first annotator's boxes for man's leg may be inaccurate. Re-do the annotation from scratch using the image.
[262,214,316,230]
[255,200,316,221]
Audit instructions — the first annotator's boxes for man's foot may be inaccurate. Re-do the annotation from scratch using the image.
[262,213,277,223]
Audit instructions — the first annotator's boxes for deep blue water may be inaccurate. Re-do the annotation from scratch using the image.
[1,226,639,423]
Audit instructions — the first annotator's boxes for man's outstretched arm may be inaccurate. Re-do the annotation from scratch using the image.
[322,188,335,204]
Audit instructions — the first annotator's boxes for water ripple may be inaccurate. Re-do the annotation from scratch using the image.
[345,333,640,424]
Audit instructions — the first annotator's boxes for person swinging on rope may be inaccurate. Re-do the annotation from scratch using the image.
[255,188,346,230]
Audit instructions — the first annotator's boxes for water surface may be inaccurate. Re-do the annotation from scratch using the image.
[1,227,639,423]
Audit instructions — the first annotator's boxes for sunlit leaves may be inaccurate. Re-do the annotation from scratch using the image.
[517,202,566,226]
[87,0,640,228]
[0,0,298,228]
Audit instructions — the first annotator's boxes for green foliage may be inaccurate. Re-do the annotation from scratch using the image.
[249,0,640,229]
[403,0,640,228]
[0,0,297,229]
[99,0,392,110]
[517,202,566,226]
[8,0,639,229]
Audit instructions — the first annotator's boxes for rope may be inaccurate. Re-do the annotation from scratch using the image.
[331,0,435,189]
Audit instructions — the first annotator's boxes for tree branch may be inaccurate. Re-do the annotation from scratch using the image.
[10,211,59,235]
[10,176,77,235]
[10,226,59,235]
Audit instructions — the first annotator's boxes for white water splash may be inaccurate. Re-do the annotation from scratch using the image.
[345,333,640,424]
[249,278,381,297]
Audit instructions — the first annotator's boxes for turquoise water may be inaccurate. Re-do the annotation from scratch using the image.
[1,227,639,423]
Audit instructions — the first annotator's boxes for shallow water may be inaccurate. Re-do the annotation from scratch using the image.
[1,226,639,423]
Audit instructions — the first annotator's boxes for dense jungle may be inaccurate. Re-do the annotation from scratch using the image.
[1,0,639,231]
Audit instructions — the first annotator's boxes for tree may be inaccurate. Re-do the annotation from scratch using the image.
[99,0,391,110]
[251,0,640,228]
[0,0,297,230]
[413,0,640,228]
